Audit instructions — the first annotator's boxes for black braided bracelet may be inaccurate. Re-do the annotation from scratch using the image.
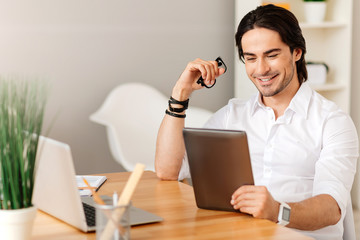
[169,96,189,107]
[168,102,186,113]
[165,109,186,118]
[168,96,189,113]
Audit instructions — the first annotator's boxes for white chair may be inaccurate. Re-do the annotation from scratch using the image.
[90,82,213,172]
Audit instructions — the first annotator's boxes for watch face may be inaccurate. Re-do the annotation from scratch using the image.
[282,207,291,221]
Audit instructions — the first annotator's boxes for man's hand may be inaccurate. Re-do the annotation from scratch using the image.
[231,185,280,222]
[231,186,342,230]
[172,58,226,101]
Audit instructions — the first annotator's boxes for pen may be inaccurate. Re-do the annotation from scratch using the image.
[113,191,119,240]
[113,191,118,207]
[82,177,105,205]
[78,186,97,190]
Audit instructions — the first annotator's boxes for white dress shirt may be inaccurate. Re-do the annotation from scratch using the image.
[179,82,359,240]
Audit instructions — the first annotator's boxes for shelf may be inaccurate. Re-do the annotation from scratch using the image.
[300,21,347,29]
[309,83,345,92]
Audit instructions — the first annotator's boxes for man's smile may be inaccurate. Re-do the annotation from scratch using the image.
[256,74,279,85]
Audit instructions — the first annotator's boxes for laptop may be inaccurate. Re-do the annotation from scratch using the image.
[183,128,254,212]
[32,136,163,232]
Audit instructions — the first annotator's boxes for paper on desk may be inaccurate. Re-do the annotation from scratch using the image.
[76,175,107,196]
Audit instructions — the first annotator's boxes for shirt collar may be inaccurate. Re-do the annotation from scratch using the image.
[250,82,312,118]
[287,82,312,119]
[250,92,266,116]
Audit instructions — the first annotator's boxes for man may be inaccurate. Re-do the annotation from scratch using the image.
[155,4,358,240]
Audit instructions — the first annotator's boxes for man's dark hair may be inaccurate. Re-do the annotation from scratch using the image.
[235,4,307,83]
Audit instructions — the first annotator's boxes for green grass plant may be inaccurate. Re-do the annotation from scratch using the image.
[0,77,47,209]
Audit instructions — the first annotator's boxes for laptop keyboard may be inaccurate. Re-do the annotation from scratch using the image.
[82,202,96,227]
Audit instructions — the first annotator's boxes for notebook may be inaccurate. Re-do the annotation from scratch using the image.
[76,175,107,196]
[183,128,254,212]
[32,136,163,232]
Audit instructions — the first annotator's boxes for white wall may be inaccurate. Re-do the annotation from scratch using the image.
[0,1,235,174]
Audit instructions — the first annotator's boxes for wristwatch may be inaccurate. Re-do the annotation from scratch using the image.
[277,202,291,226]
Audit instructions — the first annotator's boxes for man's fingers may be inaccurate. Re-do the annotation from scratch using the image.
[231,192,259,209]
[232,185,257,200]
[187,58,225,86]
[238,207,257,215]
[232,198,257,208]
[218,67,226,76]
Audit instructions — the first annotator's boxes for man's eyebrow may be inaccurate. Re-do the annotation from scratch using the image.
[243,48,281,56]
[243,52,256,56]
[264,48,281,55]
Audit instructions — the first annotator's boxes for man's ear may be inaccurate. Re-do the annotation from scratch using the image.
[294,48,302,62]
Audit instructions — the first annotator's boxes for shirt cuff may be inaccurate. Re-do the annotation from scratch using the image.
[178,151,191,181]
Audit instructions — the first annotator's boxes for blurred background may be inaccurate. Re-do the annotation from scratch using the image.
[0,1,235,174]
[0,0,359,181]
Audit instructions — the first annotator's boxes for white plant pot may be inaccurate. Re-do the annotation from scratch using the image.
[304,2,327,23]
[0,206,37,240]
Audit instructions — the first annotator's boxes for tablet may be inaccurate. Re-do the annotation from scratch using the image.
[183,128,254,212]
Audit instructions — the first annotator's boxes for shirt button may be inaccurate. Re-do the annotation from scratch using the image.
[267,143,274,150]
[264,167,272,174]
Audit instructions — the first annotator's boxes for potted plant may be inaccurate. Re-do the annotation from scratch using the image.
[0,78,47,240]
[303,0,327,23]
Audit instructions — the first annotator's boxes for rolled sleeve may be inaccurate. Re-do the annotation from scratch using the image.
[178,152,191,181]
[313,111,359,219]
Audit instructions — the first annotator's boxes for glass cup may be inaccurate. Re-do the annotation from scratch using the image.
[96,203,131,240]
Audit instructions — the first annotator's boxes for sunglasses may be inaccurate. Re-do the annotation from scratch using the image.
[196,56,227,89]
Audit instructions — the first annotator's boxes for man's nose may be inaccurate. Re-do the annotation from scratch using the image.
[256,58,270,75]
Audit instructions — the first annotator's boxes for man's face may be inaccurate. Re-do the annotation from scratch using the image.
[241,27,301,98]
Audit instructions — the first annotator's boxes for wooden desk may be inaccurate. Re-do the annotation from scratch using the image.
[32,171,313,240]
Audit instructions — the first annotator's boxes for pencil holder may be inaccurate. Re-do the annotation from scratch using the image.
[96,203,131,240]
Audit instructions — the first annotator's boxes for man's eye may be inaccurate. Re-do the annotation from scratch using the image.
[246,58,256,62]
[268,54,278,58]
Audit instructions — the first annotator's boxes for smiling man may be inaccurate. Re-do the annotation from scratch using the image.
[155,5,358,240]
